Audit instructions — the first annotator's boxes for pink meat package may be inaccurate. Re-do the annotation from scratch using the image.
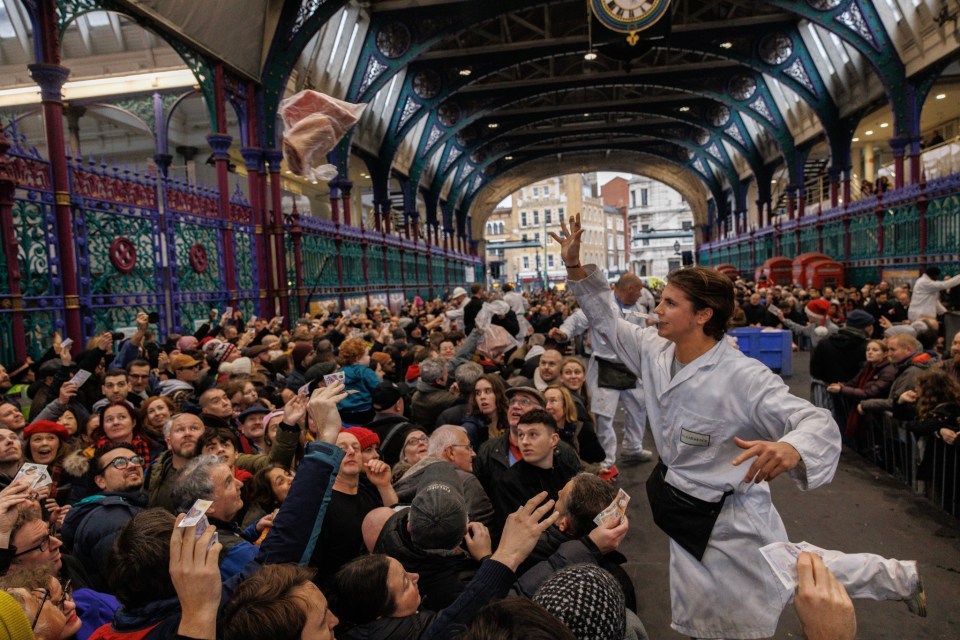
[279,90,367,181]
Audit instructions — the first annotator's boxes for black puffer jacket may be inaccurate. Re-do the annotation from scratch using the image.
[810,327,868,383]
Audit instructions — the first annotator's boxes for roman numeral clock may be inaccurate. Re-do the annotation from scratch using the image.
[590,0,672,46]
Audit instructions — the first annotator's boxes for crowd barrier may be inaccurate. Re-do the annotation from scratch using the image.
[811,380,958,519]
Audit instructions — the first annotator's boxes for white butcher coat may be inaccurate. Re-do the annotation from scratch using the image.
[559,304,647,420]
[569,266,842,639]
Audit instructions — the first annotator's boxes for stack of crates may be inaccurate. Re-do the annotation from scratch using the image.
[727,327,793,376]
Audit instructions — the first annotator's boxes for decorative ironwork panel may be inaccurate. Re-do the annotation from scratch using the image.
[926,195,959,256]
[781,235,797,260]
[367,248,385,290]
[233,224,258,292]
[799,226,819,254]
[845,264,876,288]
[12,197,56,298]
[882,204,920,258]
[341,241,364,287]
[821,221,845,259]
[848,213,878,260]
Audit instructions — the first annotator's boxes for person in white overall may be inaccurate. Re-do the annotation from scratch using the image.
[552,214,924,639]
[550,272,654,469]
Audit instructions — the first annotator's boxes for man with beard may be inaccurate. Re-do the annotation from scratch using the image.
[146,412,204,512]
[60,444,148,590]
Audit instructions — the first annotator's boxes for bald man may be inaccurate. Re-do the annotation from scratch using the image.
[550,272,654,470]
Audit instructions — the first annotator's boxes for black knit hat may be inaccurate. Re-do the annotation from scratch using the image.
[533,564,626,640]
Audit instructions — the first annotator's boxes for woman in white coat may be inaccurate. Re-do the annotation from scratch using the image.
[551,214,922,639]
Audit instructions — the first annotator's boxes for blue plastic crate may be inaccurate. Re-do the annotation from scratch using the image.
[728,328,792,376]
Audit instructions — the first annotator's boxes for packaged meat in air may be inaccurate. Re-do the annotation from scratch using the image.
[279,90,367,181]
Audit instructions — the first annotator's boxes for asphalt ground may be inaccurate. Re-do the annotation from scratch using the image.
[613,350,960,639]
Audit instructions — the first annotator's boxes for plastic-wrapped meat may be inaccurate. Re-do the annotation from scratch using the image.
[279,90,366,180]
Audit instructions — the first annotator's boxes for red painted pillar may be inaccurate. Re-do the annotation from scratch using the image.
[0,127,26,360]
[265,150,287,319]
[29,62,82,347]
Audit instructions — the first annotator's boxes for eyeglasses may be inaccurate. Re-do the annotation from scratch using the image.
[104,455,144,470]
[31,579,72,630]
[14,534,52,558]
[128,373,150,380]
[449,443,474,452]
[508,397,537,408]
[404,436,429,446]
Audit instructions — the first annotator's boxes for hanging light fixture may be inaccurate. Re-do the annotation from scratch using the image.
[584,5,598,61]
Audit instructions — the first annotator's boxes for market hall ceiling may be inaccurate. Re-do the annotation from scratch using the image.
[1,0,959,228]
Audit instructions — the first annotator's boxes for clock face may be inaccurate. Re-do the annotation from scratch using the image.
[590,0,671,34]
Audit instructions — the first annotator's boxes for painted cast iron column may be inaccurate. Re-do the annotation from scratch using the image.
[28,62,82,348]
[207,133,237,300]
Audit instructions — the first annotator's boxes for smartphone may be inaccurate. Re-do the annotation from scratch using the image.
[147,311,160,324]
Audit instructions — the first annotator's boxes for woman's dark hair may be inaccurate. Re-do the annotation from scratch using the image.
[95,400,145,442]
[331,554,394,625]
[466,373,509,432]
[460,597,577,640]
[666,266,735,341]
[249,464,287,511]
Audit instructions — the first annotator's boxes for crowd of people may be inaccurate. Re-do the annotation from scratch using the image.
[0,232,952,639]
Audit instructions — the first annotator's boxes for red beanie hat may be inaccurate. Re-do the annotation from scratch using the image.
[24,420,71,441]
[345,427,380,451]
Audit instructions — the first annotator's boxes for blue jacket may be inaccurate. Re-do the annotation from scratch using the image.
[337,364,382,412]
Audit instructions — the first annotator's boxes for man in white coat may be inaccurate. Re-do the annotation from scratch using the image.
[908,265,960,321]
[551,214,923,639]
[550,272,654,469]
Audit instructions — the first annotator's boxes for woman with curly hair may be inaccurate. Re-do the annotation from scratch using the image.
[462,373,509,450]
[897,368,960,508]
[336,338,382,425]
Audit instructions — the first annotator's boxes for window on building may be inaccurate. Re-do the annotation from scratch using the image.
[558,207,564,221]
[543,185,550,196]
[533,187,539,196]
[548,254,554,268]
[641,224,650,232]
[522,234,528,241]
[523,256,529,270]
[682,220,692,231]
[534,233,540,242]
[545,209,551,224]
[642,239,650,246]
[641,189,648,207]
[631,191,637,207]
[521,211,527,227]
[668,258,681,272]
[533,210,539,225]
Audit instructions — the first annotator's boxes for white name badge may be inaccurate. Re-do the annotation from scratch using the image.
[680,428,710,447]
